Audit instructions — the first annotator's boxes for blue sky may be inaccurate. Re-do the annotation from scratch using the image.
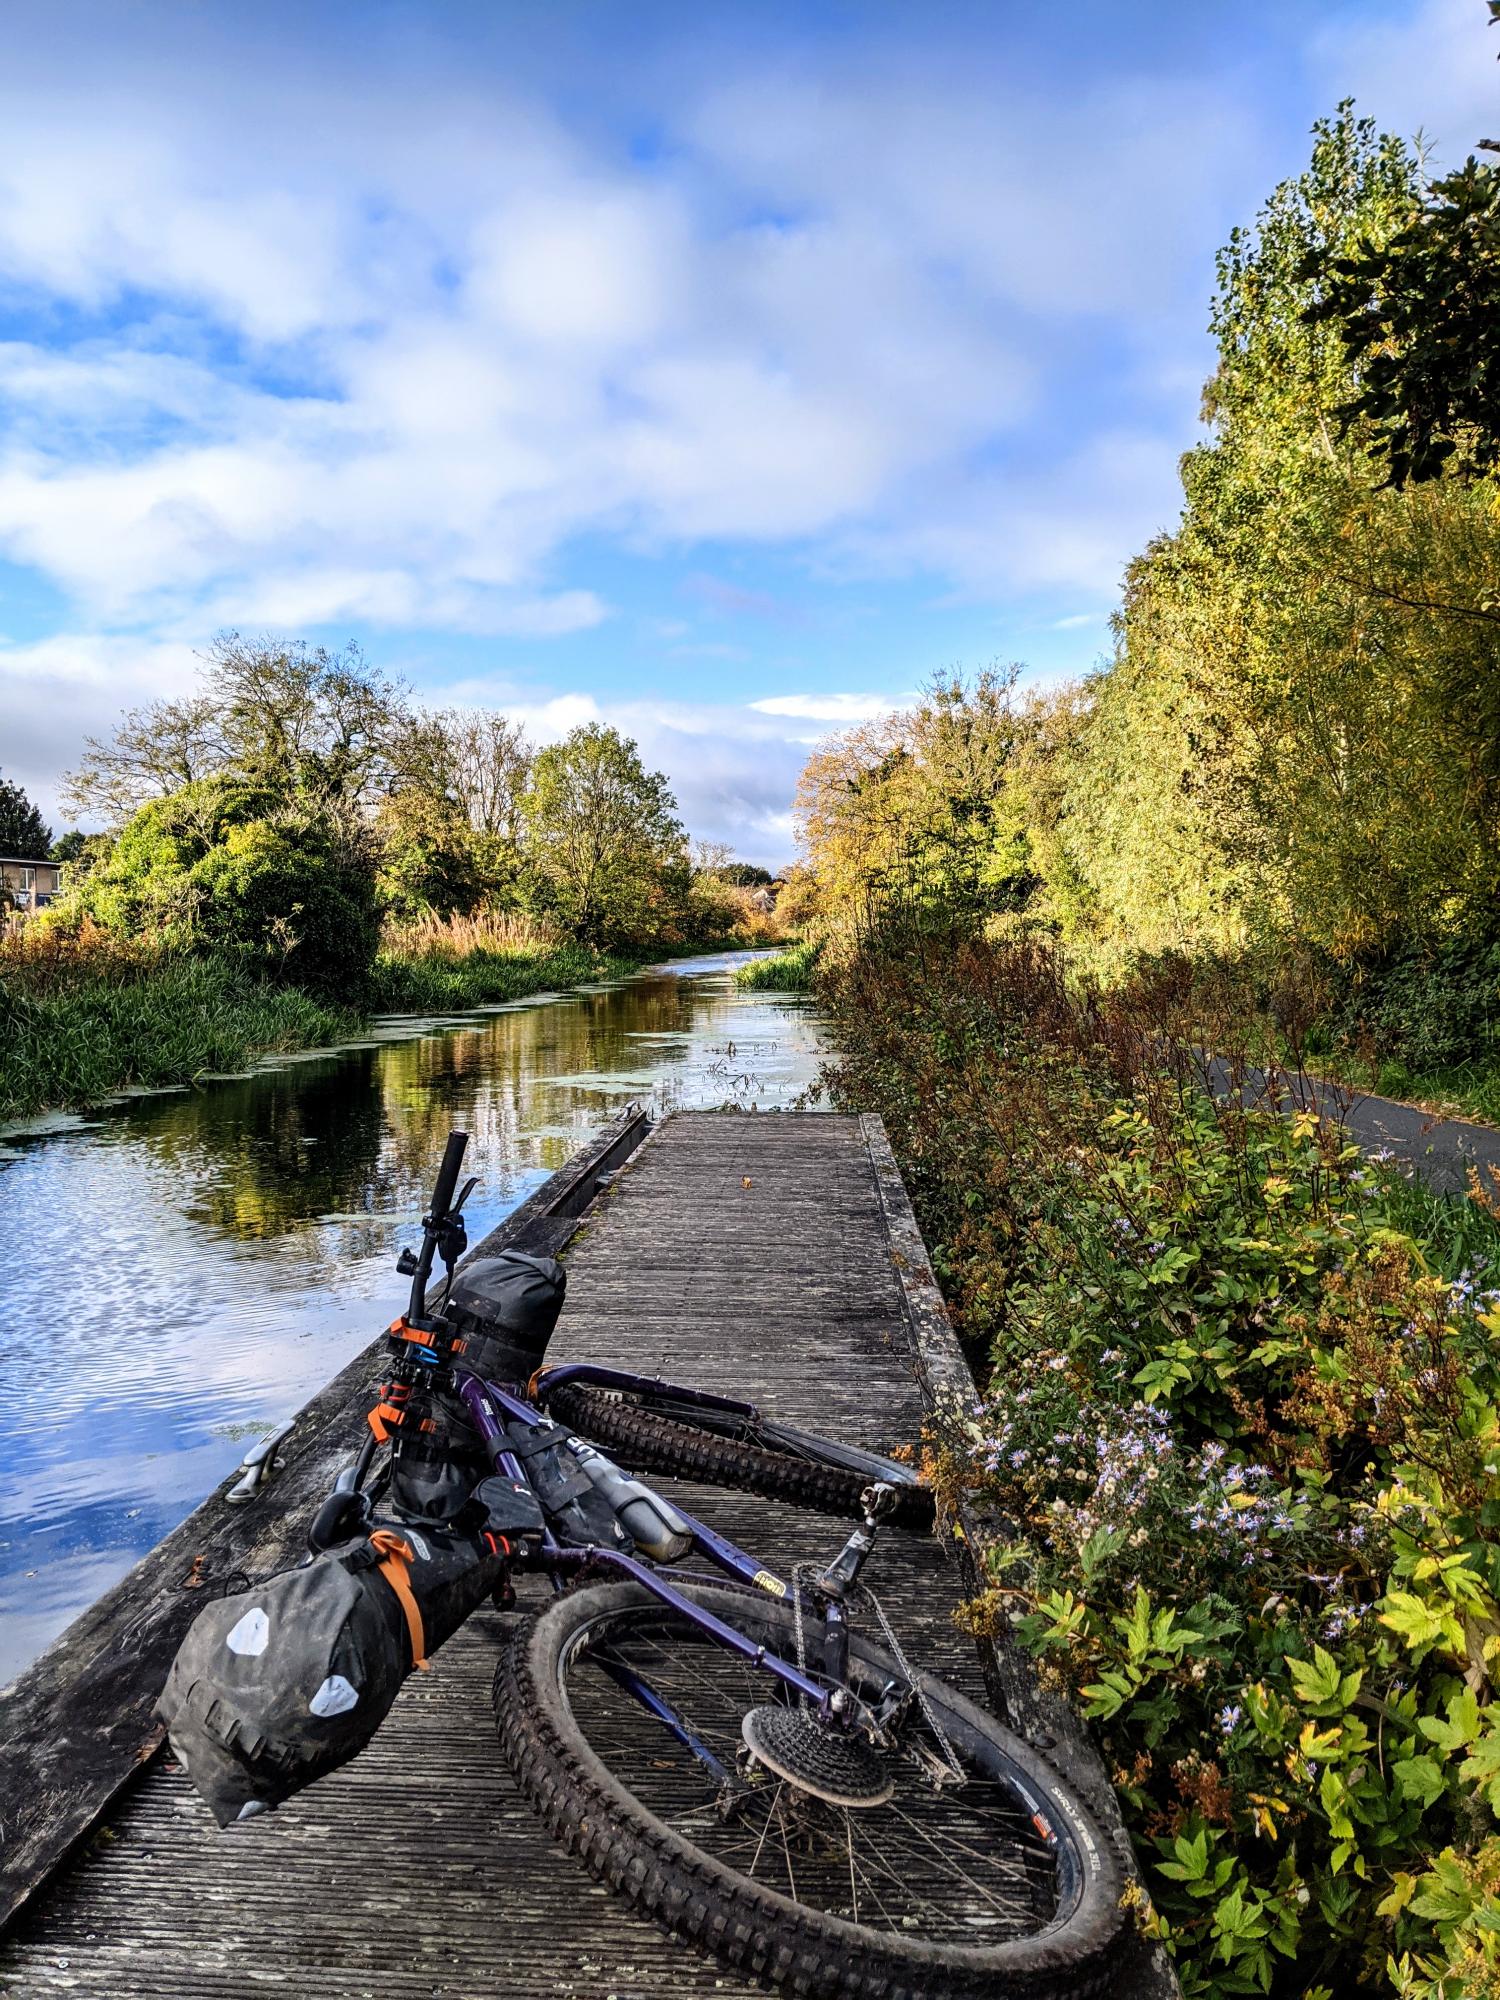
[0,0,1493,866]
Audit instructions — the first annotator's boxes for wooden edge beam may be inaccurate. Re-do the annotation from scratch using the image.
[858,1112,1183,2000]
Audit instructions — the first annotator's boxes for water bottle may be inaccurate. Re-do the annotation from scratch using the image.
[566,1438,693,1562]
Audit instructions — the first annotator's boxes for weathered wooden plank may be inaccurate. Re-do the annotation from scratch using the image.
[0,1105,651,1934]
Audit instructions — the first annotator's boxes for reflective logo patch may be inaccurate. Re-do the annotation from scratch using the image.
[226,1607,270,1656]
[309,1674,360,1717]
[753,1570,788,1597]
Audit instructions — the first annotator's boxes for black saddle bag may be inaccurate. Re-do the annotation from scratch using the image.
[157,1521,506,1828]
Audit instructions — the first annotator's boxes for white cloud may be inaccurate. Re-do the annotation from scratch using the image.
[423,686,827,866]
[0,633,203,835]
[0,2,1397,859]
[750,692,903,722]
[0,11,1260,637]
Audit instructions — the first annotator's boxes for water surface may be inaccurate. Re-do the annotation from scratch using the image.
[0,953,826,1683]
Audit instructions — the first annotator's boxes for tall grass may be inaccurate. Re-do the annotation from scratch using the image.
[369,910,633,1012]
[1,931,357,1120]
[0,913,633,1117]
[734,939,819,991]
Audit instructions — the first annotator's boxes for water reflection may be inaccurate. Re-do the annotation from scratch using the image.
[0,952,826,1683]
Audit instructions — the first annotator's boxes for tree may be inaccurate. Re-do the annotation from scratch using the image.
[0,770,51,857]
[199,632,405,826]
[191,813,381,994]
[64,633,407,828]
[522,725,686,949]
[794,670,1030,935]
[71,775,379,990]
[1307,146,1500,486]
[71,776,275,937]
[426,709,532,843]
[375,786,483,921]
[62,696,225,825]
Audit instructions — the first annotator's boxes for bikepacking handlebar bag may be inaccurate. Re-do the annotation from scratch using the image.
[387,1250,568,1523]
[444,1249,566,1384]
[157,1522,506,1827]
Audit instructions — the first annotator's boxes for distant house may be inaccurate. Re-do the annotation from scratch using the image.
[0,855,62,914]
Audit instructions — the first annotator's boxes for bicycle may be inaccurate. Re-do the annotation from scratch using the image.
[163,1131,1125,2000]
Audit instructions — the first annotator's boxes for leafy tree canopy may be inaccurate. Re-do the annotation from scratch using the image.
[64,633,406,828]
[522,724,686,950]
[0,770,52,857]
[1306,145,1500,486]
[796,669,1031,934]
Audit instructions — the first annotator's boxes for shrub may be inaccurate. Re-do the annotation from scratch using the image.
[190,815,381,995]
[1325,933,1500,1076]
[821,926,1500,1999]
[69,776,272,938]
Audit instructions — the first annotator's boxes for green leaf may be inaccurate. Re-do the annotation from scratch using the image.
[1391,1754,1446,1808]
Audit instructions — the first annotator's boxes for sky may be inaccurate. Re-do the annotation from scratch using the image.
[0,0,1494,867]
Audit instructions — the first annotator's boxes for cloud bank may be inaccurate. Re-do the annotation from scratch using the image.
[0,0,1488,859]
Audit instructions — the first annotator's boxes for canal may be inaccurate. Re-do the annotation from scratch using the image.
[0,952,826,1684]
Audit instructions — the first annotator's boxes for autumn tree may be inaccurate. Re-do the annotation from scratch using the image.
[795,671,1030,935]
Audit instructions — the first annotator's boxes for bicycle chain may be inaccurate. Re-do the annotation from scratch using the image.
[789,1561,818,1711]
[790,1564,966,1787]
[856,1583,967,1787]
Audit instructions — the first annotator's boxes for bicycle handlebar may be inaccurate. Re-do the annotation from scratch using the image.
[405,1128,469,1322]
[429,1129,468,1226]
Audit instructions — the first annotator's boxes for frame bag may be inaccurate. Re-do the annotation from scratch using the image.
[387,1250,568,1524]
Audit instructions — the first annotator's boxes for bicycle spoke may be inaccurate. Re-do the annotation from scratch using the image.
[749,1783,783,1882]
[560,1598,1056,1944]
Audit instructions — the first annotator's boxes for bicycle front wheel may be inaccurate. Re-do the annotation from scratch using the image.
[493,1581,1124,1999]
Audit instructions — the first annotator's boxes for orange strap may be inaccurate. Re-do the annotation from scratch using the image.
[366,1401,406,1442]
[388,1317,442,1352]
[368,1530,429,1671]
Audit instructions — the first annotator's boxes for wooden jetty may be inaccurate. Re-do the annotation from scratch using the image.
[0,1110,1172,1999]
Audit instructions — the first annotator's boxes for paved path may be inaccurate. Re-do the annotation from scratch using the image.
[1212,1061,1500,1195]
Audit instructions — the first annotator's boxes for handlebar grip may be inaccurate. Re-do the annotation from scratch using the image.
[429,1130,469,1220]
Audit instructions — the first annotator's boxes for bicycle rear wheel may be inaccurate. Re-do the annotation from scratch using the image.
[542,1381,935,1529]
[494,1581,1123,1999]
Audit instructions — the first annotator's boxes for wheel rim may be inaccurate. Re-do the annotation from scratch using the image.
[555,1597,1079,1947]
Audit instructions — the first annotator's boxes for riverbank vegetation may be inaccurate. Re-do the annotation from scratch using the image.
[734,939,820,991]
[0,638,785,1117]
[821,930,1500,1998]
[799,107,1500,1124]
[795,104,1500,1999]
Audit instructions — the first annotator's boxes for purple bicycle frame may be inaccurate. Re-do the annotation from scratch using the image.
[454,1370,833,1716]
